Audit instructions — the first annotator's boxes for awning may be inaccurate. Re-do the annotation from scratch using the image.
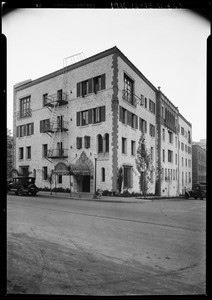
[54,162,70,175]
[70,163,90,176]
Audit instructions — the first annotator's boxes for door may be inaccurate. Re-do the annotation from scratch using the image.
[20,166,29,177]
[82,175,90,192]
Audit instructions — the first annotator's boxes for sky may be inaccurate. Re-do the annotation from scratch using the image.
[2,8,210,141]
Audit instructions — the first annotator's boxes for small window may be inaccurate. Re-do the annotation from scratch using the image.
[168,131,173,143]
[26,146,31,159]
[163,149,165,162]
[42,167,48,180]
[145,98,147,108]
[82,110,89,126]
[101,168,105,182]
[76,137,82,149]
[43,93,48,106]
[131,140,136,156]
[43,144,48,157]
[105,134,109,153]
[19,147,24,159]
[168,150,173,163]
[122,137,127,154]
[97,135,103,153]
[149,124,155,137]
[84,136,90,149]
[162,128,165,141]
[175,154,177,165]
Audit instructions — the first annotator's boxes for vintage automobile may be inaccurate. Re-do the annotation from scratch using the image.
[7,176,39,196]
[185,183,206,200]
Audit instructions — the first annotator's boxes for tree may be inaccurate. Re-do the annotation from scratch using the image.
[117,167,123,193]
[135,133,152,197]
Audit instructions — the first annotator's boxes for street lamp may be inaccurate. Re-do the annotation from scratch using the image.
[93,153,98,199]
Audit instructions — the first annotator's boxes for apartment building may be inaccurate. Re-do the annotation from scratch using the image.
[13,46,192,196]
[192,144,206,184]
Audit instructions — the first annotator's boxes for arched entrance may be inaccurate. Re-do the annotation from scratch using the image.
[70,152,94,193]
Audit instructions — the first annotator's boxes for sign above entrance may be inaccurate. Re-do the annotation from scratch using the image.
[70,163,90,176]
[54,162,70,175]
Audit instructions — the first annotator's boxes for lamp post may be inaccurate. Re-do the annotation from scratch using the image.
[93,153,98,199]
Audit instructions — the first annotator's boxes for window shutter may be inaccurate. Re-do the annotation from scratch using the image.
[23,125,26,136]
[88,79,93,94]
[101,74,106,90]
[100,106,106,122]
[16,126,19,137]
[88,109,93,124]
[127,111,131,126]
[77,82,81,97]
[40,120,43,133]
[135,115,138,129]
[76,112,80,126]
[145,121,147,133]
[31,123,34,135]
[119,106,123,122]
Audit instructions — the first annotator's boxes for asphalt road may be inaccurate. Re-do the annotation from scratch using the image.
[7,194,206,295]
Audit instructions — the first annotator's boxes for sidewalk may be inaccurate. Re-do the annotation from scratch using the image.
[37,191,184,203]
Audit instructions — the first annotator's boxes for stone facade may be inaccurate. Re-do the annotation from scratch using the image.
[13,46,192,196]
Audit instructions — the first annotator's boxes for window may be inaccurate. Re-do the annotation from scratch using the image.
[163,149,165,162]
[145,98,147,108]
[43,144,48,157]
[97,135,103,153]
[185,144,187,152]
[149,99,155,114]
[123,74,134,105]
[122,137,127,154]
[181,142,184,151]
[182,157,184,166]
[162,168,164,180]
[189,172,191,183]
[101,168,105,182]
[77,74,106,97]
[173,169,175,180]
[58,175,62,184]
[149,124,155,137]
[127,111,138,129]
[185,158,187,167]
[105,134,109,152]
[131,141,136,156]
[42,167,48,180]
[43,93,48,106]
[188,130,191,144]
[175,153,177,165]
[19,147,24,159]
[20,125,26,137]
[76,137,82,149]
[140,94,144,106]
[76,106,105,126]
[20,96,31,118]
[139,118,147,133]
[26,123,34,136]
[161,106,165,118]
[162,128,165,141]
[170,169,172,180]
[57,89,63,100]
[150,170,153,182]
[82,110,89,126]
[123,166,132,188]
[84,136,90,149]
[40,119,50,133]
[168,150,173,162]
[175,136,177,148]
[119,106,127,124]
[181,126,184,135]
[165,168,167,180]
[26,146,31,159]
[151,147,154,161]
[182,172,184,185]
[168,131,173,143]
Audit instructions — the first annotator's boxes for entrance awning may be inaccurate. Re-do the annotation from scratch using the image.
[54,162,70,175]
[70,163,90,176]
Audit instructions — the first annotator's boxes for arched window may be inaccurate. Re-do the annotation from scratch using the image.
[97,134,103,153]
[102,168,105,182]
[105,133,109,153]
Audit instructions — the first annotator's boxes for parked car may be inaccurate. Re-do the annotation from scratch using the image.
[185,183,206,200]
[7,176,39,196]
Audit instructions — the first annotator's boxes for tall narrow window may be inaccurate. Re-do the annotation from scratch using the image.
[82,110,89,126]
[101,168,105,182]
[98,135,103,153]
[19,147,24,159]
[42,167,48,180]
[20,96,31,118]
[168,150,173,162]
[84,136,90,149]
[57,89,62,100]
[43,93,48,106]
[26,146,31,159]
[163,149,165,162]
[162,128,165,141]
[122,138,127,154]
[131,141,136,156]
[123,74,134,105]
[123,166,132,188]
[105,134,109,153]
[76,137,82,149]
[43,144,48,157]
[58,175,62,184]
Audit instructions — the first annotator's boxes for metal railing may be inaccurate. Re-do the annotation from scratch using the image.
[47,148,68,158]
[44,92,69,107]
[43,120,68,132]
[17,108,32,120]
[122,90,141,107]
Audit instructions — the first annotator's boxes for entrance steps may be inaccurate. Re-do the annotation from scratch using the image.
[71,192,93,199]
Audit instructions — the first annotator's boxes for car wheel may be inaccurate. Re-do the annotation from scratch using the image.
[185,193,190,199]
[17,188,24,196]
[194,196,198,200]
[31,190,37,196]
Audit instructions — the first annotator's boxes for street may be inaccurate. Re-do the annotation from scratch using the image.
[7,194,206,295]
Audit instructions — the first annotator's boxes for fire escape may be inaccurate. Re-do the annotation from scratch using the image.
[43,53,85,162]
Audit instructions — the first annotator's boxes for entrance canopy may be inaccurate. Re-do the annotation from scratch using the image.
[70,163,90,176]
[54,162,70,175]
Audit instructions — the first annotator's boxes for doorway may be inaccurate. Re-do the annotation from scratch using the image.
[82,175,90,192]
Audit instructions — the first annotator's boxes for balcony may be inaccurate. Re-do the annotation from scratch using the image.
[43,120,69,133]
[17,108,32,120]
[122,90,139,107]
[47,148,68,159]
[44,92,69,108]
